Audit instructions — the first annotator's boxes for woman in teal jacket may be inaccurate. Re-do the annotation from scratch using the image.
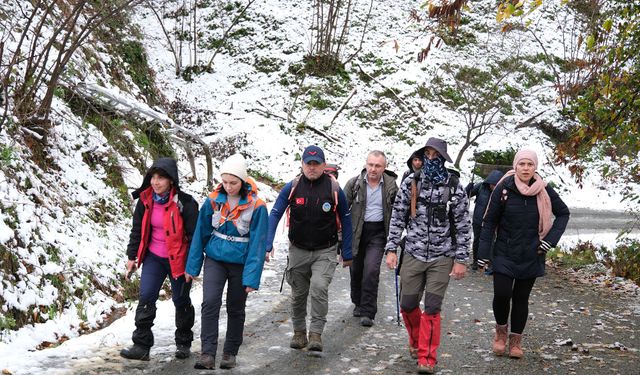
[185,154,268,370]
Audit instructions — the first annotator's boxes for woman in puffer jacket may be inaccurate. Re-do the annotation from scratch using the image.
[478,149,569,359]
[121,157,199,361]
[185,154,268,370]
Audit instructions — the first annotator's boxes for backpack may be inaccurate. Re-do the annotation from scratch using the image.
[409,169,460,244]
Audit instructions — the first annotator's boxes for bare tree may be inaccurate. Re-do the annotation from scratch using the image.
[0,0,142,129]
[527,1,606,113]
[147,1,179,75]
[429,62,521,168]
[304,0,376,74]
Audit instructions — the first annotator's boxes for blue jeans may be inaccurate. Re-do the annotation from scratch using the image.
[200,257,247,356]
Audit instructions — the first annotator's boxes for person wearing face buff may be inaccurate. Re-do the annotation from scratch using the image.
[121,158,199,362]
[185,154,268,370]
[384,138,472,374]
[477,148,569,359]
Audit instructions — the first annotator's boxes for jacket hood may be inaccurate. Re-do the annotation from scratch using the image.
[406,152,421,171]
[411,138,453,164]
[484,170,505,185]
[132,157,180,200]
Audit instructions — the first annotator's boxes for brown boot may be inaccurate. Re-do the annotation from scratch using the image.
[508,333,523,359]
[307,332,323,352]
[290,330,308,349]
[409,346,418,359]
[493,324,508,356]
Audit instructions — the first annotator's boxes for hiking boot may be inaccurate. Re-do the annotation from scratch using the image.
[175,344,190,359]
[120,344,150,361]
[416,363,435,374]
[307,332,323,352]
[194,353,215,369]
[493,324,508,356]
[509,333,523,359]
[353,306,362,317]
[290,330,308,349]
[360,317,374,327]
[219,352,237,369]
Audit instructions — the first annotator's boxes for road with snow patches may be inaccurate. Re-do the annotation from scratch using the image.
[58,209,640,374]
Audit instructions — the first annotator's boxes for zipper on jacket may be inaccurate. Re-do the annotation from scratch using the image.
[171,211,177,233]
[426,182,435,257]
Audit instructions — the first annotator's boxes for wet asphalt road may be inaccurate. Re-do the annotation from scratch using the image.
[72,208,640,374]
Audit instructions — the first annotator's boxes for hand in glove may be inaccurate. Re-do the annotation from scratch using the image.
[537,240,552,255]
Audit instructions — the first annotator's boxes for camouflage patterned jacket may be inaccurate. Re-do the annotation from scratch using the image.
[384,171,471,263]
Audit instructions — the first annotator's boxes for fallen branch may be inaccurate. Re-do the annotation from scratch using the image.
[60,79,214,189]
[287,72,307,123]
[329,88,357,125]
[246,107,287,121]
[515,110,547,129]
[206,0,256,69]
[304,124,341,143]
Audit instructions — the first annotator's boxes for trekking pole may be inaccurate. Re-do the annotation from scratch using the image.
[394,267,401,326]
[279,256,289,293]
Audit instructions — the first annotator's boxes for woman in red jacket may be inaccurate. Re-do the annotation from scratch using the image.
[120,158,199,361]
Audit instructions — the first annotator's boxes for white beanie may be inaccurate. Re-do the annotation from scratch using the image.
[220,153,248,181]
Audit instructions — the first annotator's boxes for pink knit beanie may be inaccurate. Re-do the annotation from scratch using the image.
[513,148,538,170]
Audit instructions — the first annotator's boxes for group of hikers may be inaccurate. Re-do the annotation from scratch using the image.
[119,138,570,374]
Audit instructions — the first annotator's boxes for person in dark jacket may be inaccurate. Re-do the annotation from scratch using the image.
[121,158,199,361]
[478,148,569,359]
[344,151,398,327]
[185,154,268,370]
[265,145,353,353]
[465,170,504,270]
[401,151,423,183]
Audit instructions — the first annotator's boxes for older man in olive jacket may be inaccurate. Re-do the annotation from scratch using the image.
[345,150,398,326]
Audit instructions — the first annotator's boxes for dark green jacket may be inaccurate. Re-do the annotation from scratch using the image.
[345,169,398,257]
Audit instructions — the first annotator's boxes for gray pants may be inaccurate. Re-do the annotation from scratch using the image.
[286,243,338,334]
[200,257,247,356]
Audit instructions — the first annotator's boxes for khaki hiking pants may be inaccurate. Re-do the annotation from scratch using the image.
[399,254,453,315]
[286,243,338,334]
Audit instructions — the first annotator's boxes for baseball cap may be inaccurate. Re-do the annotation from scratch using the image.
[302,145,325,164]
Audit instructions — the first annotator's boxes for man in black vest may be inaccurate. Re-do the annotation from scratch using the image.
[266,145,353,352]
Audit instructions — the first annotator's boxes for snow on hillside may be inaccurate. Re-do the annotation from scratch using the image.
[136,0,628,208]
[0,0,636,370]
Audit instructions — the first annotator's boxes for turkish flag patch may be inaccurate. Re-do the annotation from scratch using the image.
[296,197,305,205]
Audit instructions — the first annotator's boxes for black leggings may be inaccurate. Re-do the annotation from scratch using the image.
[492,273,536,334]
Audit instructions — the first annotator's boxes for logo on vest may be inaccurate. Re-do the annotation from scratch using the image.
[322,202,332,212]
